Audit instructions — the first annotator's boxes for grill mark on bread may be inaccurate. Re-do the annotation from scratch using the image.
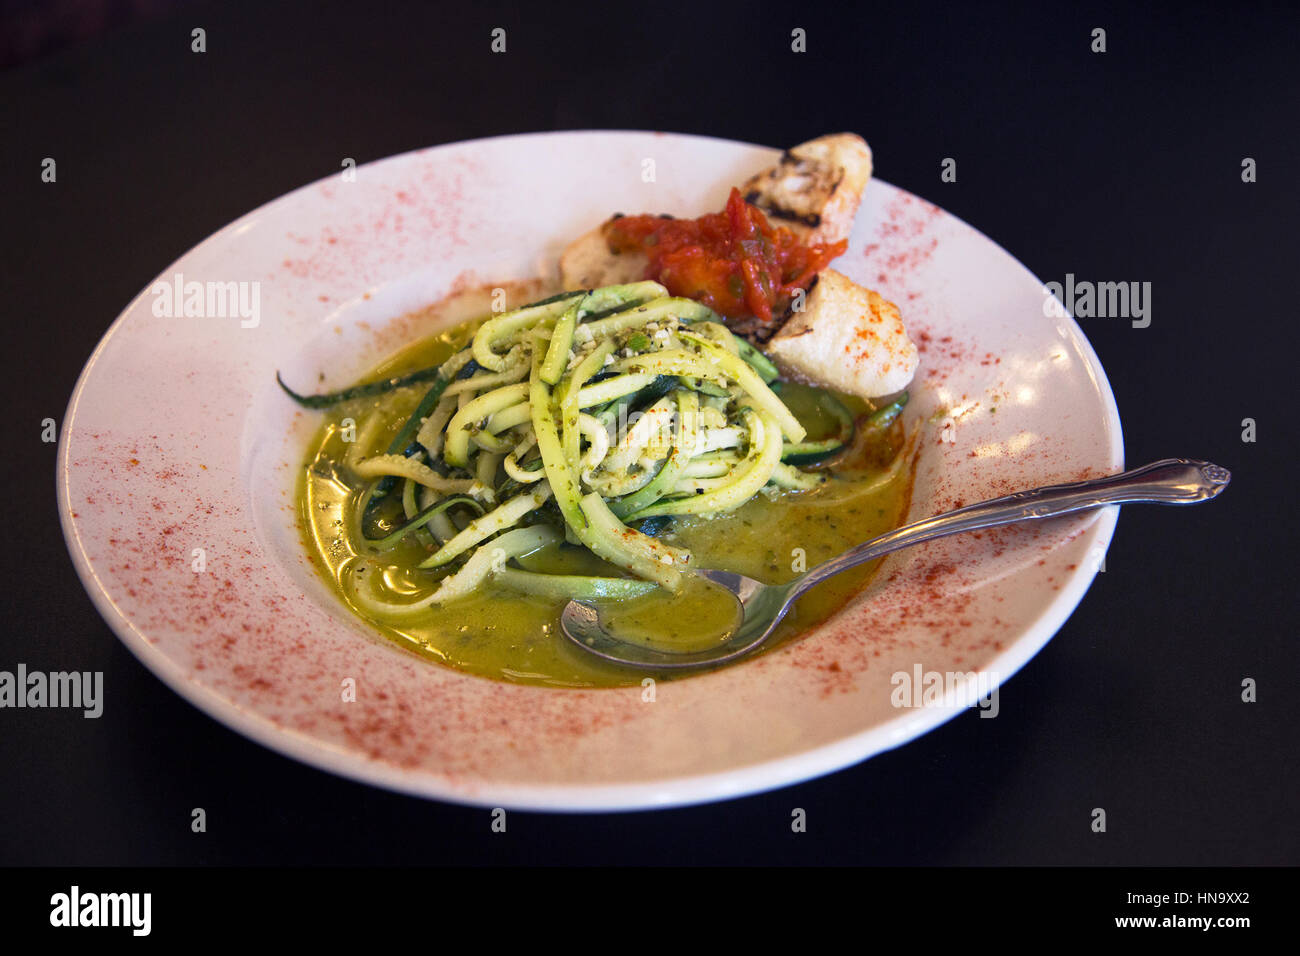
[744,192,824,229]
[743,156,846,229]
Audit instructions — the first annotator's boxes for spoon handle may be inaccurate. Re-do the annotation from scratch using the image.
[793,458,1230,595]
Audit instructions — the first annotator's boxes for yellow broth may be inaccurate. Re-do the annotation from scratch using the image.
[298,302,913,688]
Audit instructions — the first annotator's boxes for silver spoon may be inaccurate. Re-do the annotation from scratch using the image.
[561,458,1231,669]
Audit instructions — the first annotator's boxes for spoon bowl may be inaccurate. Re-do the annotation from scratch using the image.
[562,568,793,669]
[561,458,1231,669]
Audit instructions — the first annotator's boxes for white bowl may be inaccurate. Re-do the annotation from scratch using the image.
[58,131,1121,810]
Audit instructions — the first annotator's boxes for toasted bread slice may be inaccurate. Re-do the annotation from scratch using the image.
[740,133,873,246]
[559,134,871,291]
[766,269,917,399]
[558,224,648,291]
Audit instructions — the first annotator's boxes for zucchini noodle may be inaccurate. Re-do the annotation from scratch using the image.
[282,282,898,609]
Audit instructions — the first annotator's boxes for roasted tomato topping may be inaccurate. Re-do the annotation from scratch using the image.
[603,187,846,323]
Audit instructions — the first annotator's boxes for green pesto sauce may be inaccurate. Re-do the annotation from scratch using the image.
[598,574,743,653]
[298,306,912,688]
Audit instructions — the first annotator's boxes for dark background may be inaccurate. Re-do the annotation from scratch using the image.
[0,0,1295,866]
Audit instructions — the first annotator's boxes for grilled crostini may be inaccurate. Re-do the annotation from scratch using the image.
[559,224,648,291]
[739,133,873,247]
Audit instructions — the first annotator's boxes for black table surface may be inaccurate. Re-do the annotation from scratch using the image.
[1,0,1295,866]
